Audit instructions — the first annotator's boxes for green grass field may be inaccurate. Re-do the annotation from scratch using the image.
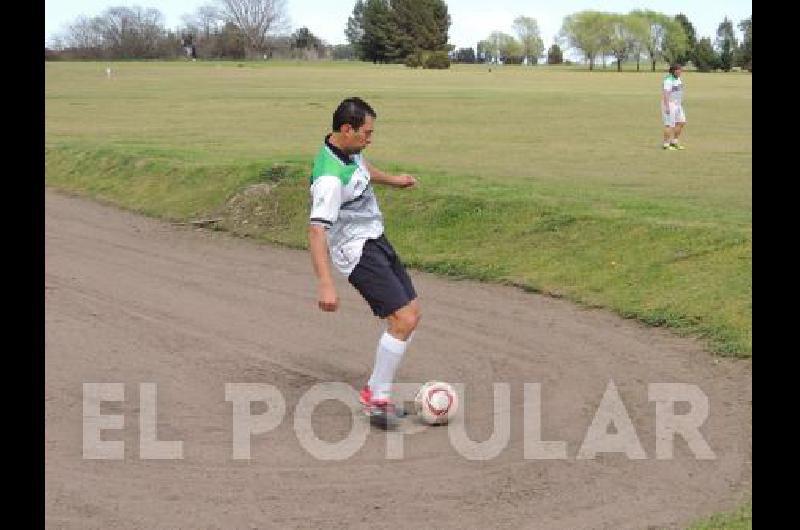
[45,61,752,356]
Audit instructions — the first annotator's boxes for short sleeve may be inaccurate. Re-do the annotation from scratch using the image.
[309,175,343,228]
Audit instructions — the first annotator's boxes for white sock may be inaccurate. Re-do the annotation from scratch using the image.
[367,332,407,400]
[671,139,679,144]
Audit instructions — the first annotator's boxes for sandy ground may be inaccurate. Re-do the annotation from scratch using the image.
[45,189,751,529]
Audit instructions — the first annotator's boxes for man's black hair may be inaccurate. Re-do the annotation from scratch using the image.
[332,97,377,132]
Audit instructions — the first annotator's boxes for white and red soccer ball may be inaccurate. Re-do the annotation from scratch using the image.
[414,381,458,425]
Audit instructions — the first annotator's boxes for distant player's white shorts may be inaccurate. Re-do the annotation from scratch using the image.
[662,105,686,127]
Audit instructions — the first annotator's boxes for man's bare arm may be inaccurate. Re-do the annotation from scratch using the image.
[309,225,338,312]
[366,161,417,188]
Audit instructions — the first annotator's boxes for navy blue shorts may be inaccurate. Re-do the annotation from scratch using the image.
[348,234,417,318]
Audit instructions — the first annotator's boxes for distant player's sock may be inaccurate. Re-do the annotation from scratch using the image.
[671,139,679,145]
[367,332,408,400]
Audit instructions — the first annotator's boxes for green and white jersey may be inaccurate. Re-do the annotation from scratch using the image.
[309,136,384,276]
[663,74,683,105]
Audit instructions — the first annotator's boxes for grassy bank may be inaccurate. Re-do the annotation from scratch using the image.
[46,141,750,356]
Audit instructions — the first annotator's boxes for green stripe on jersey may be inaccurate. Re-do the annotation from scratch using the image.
[311,145,358,186]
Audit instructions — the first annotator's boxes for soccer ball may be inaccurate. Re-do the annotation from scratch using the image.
[414,381,458,425]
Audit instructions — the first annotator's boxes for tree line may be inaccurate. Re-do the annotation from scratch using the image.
[46,1,751,73]
[451,11,751,72]
[558,10,751,72]
[47,1,355,61]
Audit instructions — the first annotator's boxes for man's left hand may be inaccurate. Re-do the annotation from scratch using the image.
[395,174,417,188]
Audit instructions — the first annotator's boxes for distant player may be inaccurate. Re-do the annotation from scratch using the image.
[662,63,686,150]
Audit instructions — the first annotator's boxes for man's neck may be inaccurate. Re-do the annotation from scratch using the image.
[325,133,354,163]
[328,133,348,154]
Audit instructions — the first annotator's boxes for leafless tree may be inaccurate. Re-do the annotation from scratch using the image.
[182,4,222,40]
[90,6,165,57]
[197,4,222,39]
[56,15,102,50]
[217,0,289,57]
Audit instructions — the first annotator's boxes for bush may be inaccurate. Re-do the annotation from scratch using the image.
[547,44,563,65]
[404,50,450,69]
[423,50,450,69]
[404,52,423,68]
[693,38,720,72]
[503,56,524,65]
[45,48,63,61]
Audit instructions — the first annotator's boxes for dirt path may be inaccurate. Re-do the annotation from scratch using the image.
[45,189,751,529]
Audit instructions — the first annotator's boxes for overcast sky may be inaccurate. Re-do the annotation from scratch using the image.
[45,0,752,51]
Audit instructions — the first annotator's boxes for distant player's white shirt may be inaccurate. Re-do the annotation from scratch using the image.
[662,74,686,126]
[663,75,683,105]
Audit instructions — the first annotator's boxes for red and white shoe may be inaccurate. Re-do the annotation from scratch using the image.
[359,385,372,407]
[360,386,402,428]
